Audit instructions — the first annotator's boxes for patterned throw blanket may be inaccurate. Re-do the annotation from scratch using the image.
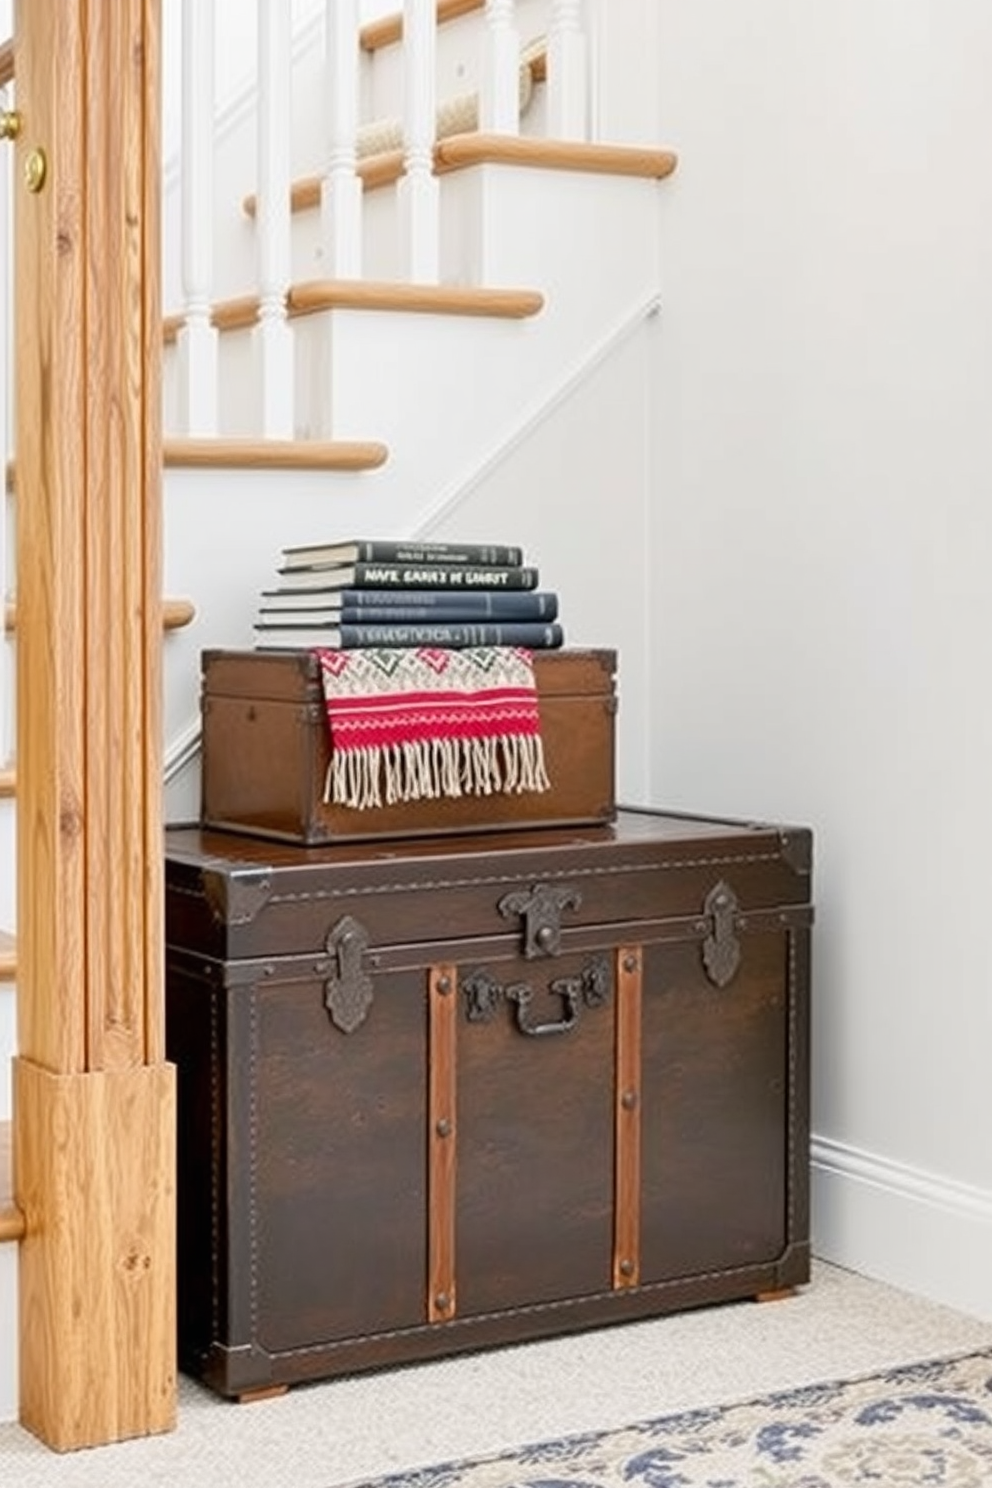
[316,646,551,809]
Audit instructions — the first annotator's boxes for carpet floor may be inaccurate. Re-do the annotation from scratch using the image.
[1,1261,991,1486]
[357,1347,992,1487]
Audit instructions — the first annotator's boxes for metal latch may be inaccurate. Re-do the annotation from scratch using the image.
[701,880,741,988]
[323,914,374,1033]
[497,883,582,958]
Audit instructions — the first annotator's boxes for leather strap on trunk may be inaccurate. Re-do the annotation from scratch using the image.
[613,945,643,1289]
[428,962,457,1322]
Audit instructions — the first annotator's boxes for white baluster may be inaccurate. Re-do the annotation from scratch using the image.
[321,0,363,279]
[547,0,588,141]
[397,0,439,282]
[480,0,520,136]
[254,0,294,437]
[178,0,219,434]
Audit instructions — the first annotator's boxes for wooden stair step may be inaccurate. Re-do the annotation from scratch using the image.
[361,0,483,52]
[5,597,196,634]
[256,131,677,227]
[164,280,543,347]
[435,134,679,180]
[0,767,14,799]
[162,437,389,470]
[9,442,387,487]
[242,35,547,220]
[0,1120,26,1245]
[0,929,15,982]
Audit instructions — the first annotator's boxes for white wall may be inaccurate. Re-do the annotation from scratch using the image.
[651,0,992,1316]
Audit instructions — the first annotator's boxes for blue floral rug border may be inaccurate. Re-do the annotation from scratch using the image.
[352,1345,992,1488]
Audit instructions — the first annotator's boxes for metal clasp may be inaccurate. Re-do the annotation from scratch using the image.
[701,880,741,988]
[497,882,582,958]
[323,914,374,1034]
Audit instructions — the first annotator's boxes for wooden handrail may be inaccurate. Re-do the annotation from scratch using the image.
[0,37,13,88]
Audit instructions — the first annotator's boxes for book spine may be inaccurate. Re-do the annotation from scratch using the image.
[336,622,564,649]
[351,563,539,591]
[329,591,558,621]
[353,540,524,567]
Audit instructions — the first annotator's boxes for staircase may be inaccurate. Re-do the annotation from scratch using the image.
[0,0,675,1431]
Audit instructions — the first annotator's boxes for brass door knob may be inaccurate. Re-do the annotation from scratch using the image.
[0,109,21,141]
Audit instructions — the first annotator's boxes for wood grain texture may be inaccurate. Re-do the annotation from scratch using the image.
[15,0,88,1076]
[242,150,405,218]
[428,963,457,1324]
[613,945,642,1290]
[289,278,544,319]
[435,133,679,180]
[15,0,163,1075]
[360,0,482,53]
[0,929,14,981]
[14,1059,176,1449]
[0,1120,26,1242]
[0,765,15,797]
[164,437,388,471]
[6,598,195,634]
[13,0,175,1445]
[166,279,541,346]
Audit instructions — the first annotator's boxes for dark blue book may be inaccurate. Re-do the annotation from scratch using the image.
[257,589,559,622]
[253,621,565,651]
[273,561,539,592]
[280,537,525,570]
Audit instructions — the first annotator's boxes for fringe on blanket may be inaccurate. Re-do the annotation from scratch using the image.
[324,733,551,809]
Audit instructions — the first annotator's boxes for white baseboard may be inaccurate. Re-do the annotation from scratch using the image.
[812,1134,992,1321]
[0,1244,16,1423]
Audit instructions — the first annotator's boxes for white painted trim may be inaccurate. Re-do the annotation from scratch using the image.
[163,7,326,196]
[417,293,661,538]
[164,715,204,786]
[811,1134,992,1321]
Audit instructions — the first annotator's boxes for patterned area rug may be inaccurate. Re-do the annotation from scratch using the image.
[357,1348,992,1487]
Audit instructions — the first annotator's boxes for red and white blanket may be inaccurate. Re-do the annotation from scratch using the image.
[316,646,551,809]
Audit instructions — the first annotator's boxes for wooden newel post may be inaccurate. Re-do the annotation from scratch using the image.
[12,0,176,1451]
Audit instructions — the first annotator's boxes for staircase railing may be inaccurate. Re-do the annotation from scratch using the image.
[168,0,597,441]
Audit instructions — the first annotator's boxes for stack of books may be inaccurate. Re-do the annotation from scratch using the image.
[252,538,565,650]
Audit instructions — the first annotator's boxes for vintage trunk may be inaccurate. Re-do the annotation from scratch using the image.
[199,647,617,843]
[164,807,813,1400]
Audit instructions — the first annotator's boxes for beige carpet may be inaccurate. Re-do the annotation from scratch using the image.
[1,1261,991,1486]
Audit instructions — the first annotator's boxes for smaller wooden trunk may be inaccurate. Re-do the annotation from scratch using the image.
[165,807,813,1400]
[200,647,617,844]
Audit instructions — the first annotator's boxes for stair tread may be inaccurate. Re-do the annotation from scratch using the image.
[163,438,389,471]
[0,1121,25,1245]
[289,279,544,320]
[0,767,14,798]
[0,929,14,980]
[435,133,679,180]
[361,0,482,52]
[165,281,542,347]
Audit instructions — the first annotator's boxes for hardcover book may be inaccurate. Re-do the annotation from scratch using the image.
[252,620,565,651]
[280,537,525,570]
[273,562,540,592]
[257,589,560,622]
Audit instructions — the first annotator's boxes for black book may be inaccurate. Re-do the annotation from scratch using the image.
[253,620,565,651]
[257,589,559,622]
[280,537,524,570]
[273,562,540,592]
